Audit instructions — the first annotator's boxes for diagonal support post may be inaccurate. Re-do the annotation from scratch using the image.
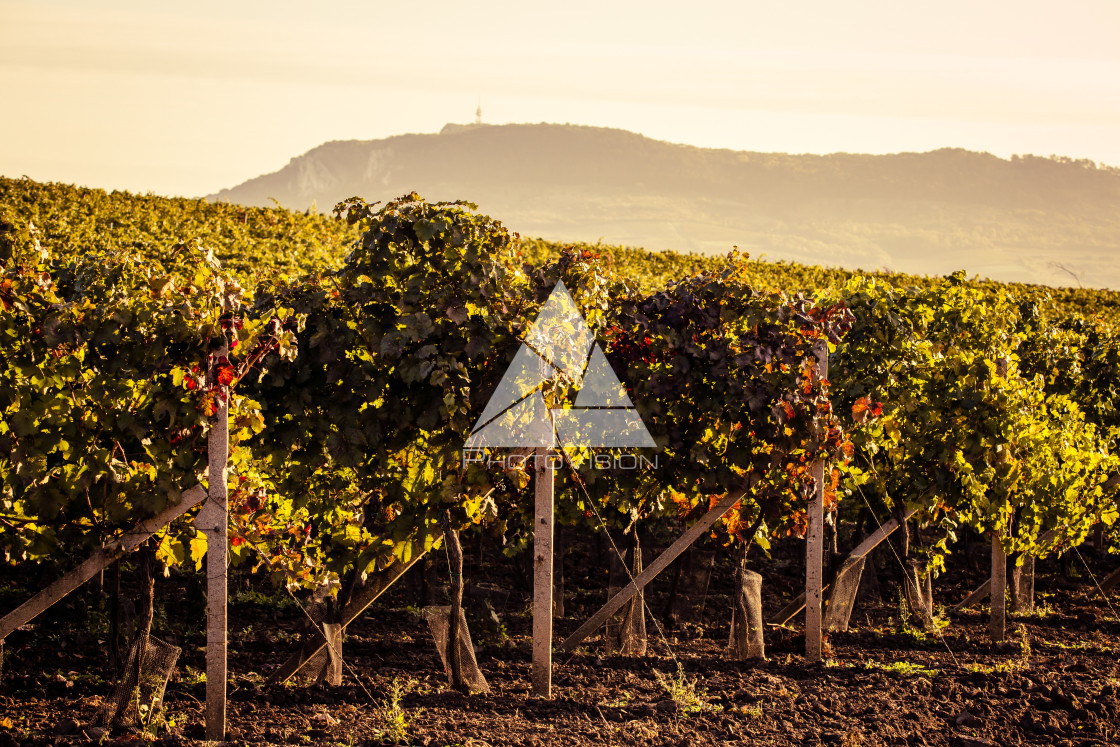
[0,484,207,641]
[1102,565,1120,593]
[269,549,427,684]
[559,490,743,654]
[771,504,920,626]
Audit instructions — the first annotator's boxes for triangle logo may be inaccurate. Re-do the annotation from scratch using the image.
[466,281,656,450]
[574,345,634,408]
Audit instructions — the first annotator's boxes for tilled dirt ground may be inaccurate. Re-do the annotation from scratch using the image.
[2,540,1119,747]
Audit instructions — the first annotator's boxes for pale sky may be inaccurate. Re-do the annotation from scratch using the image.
[2,0,1119,198]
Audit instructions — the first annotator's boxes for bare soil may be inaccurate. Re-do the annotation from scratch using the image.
[2,538,1119,747]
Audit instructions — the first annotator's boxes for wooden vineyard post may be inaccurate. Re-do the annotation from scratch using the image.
[805,340,827,662]
[990,532,1006,642]
[202,346,230,741]
[532,448,555,697]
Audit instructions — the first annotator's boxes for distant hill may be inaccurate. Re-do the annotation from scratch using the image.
[209,123,1120,289]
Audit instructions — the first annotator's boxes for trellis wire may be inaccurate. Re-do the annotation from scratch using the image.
[1072,544,1120,624]
[854,485,962,670]
[242,534,379,705]
[553,445,684,672]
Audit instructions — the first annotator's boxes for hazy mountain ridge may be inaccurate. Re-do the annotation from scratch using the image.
[209,123,1120,289]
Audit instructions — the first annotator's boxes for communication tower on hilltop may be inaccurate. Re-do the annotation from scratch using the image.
[475,99,482,125]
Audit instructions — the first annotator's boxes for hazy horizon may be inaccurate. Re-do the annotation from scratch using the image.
[2,0,1119,198]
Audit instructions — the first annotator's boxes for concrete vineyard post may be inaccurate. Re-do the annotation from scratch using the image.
[204,345,230,741]
[990,357,1008,643]
[532,448,555,697]
[805,341,827,662]
[954,529,1054,614]
[990,533,1007,642]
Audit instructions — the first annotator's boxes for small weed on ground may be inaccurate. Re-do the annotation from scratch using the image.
[371,677,414,743]
[864,660,939,677]
[653,665,720,717]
